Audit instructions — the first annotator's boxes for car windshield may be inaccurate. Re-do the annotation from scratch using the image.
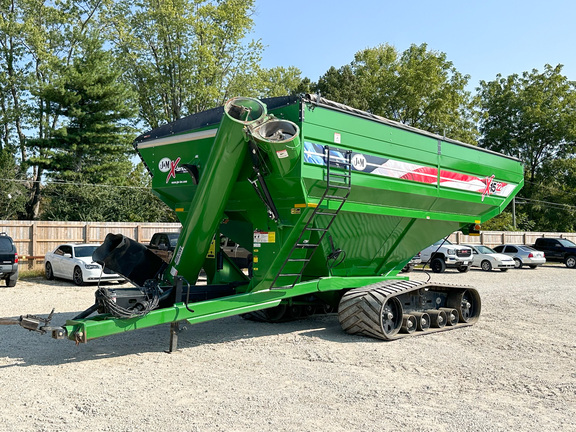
[167,234,179,247]
[475,245,496,254]
[74,245,99,258]
[558,239,576,247]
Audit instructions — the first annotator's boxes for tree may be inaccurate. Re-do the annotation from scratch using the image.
[27,33,137,185]
[0,148,26,219]
[525,158,576,232]
[40,163,178,222]
[316,43,477,143]
[106,0,260,128]
[478,64,576,184]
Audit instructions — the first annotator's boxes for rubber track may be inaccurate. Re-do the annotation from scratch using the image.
[338,279,477,340]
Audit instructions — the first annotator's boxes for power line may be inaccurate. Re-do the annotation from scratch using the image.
[0,177,150,190]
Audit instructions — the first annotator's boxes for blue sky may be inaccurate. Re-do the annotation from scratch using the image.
[251,0,575,90]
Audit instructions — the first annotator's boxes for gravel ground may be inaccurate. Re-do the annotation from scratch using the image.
[1,265,575,432]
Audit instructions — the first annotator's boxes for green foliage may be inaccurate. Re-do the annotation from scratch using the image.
[316,43,478,143]
[524,158,576,232]
[481,208,535,232]
[479,65,576,232]
[478,64,576,183]
[107,0,260,128]
[40,163,177,222]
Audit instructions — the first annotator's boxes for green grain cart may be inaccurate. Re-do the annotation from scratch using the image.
[6,95,524,347]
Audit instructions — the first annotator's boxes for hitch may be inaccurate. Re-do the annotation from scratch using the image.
[0,308,67,339]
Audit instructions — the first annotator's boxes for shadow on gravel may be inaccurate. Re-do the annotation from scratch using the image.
[0,309,356,367]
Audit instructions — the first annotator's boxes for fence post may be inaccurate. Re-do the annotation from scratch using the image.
[136,224,142,243]
[31,222,37,257]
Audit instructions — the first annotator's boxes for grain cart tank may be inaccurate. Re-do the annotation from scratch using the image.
[4,95,524,347]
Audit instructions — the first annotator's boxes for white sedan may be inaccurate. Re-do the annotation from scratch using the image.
[462,244,516,272]
[45,243,124,285]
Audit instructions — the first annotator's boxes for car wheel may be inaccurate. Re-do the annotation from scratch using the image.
[513,258,522,269]
[45,262,55,280]
[481,260,492,272]
[430,257,446,273]
[6,271,17,287]
[401,264,414,273]
[457,265,470,273]
[73,266,85,286]
[529,264,538,269]
[564,255,576,268]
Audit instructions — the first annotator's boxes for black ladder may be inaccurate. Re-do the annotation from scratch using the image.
[271,146,352,289]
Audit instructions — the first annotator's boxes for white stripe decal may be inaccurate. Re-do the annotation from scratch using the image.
[137,128,218,149]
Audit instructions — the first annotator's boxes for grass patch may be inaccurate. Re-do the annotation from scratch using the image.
[19,269,46,279]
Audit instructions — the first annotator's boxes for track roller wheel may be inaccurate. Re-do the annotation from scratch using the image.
[401,314,417,334]
[412,312,430,331]
[440,308,459,326]
[426,309,447,328]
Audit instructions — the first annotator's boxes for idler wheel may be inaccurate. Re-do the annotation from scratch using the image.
[380,297,403,337]
[447,289,481,324]
[412,312,430,331]
[401,314,417,334]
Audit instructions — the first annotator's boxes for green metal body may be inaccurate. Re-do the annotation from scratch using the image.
[64,95,524,342]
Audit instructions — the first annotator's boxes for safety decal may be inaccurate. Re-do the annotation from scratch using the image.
[253,231,276,245]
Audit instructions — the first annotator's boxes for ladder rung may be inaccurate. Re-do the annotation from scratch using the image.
[325,194,346,200]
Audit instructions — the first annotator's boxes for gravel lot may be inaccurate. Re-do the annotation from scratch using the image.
[1,265,575,432]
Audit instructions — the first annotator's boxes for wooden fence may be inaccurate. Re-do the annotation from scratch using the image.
[2,219,575,271]
[0,220,181,269]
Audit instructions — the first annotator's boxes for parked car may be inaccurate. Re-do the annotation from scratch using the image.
[148,232,180,262]
[401,252,422,273]
[0,232,18,287]
[45,243,125,285]
[420,239,472,273]
[462,244,515,272]
[532,237,576,268]
[493,244,546,269]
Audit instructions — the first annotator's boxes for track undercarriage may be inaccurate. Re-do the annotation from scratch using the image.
[338,280,481,340]
[242,280,481,340]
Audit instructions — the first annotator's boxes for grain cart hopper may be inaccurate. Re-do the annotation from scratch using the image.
[4,95,524,347]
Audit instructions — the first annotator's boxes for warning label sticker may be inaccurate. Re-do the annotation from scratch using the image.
[253,231,276,244]
[206,239,216,258]
[276,149,289,159]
